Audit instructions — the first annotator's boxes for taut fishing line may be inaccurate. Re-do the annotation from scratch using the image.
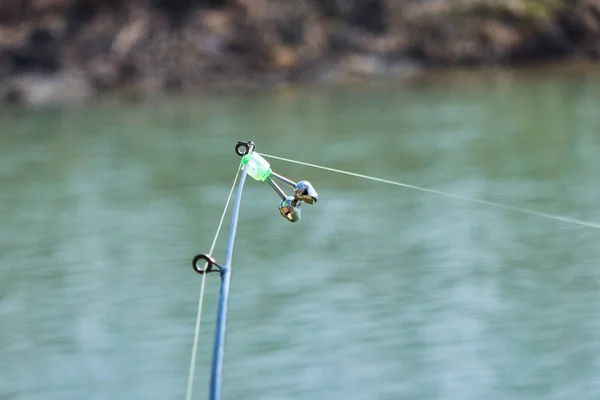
[187,140,597,400]
[260,153,600,230]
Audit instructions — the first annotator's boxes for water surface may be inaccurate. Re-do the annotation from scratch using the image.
[1,69,600,400]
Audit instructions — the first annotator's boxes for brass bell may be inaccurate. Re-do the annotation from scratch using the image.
[294,181,318,204]
[279,196,301,222]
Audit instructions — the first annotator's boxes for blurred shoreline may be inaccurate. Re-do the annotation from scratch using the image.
[1,0,600,106]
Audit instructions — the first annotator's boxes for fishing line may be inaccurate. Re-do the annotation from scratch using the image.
[260,153,600,230]
[186,160,243,400]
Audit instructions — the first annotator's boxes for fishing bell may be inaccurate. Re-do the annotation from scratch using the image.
[294,181,318,204]
[279,196,301,222]
[237,145,318,223]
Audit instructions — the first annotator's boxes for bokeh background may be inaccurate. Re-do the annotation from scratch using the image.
[2,1,600,400]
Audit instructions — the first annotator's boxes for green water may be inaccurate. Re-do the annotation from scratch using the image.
[1,70,600,400]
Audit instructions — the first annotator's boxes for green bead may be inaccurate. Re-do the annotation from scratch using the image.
[241,153,272,181]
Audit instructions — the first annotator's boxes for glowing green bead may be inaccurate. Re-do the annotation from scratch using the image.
[241,153,272,181]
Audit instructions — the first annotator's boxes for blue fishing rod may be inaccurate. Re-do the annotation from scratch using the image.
[191,141,318,400]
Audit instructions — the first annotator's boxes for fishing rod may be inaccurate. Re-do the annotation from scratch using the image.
[190,141,318,400]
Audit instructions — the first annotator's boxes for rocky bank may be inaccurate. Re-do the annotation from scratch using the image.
[1,0,600,105]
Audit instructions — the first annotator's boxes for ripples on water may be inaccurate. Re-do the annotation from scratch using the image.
[1,70,600,400]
